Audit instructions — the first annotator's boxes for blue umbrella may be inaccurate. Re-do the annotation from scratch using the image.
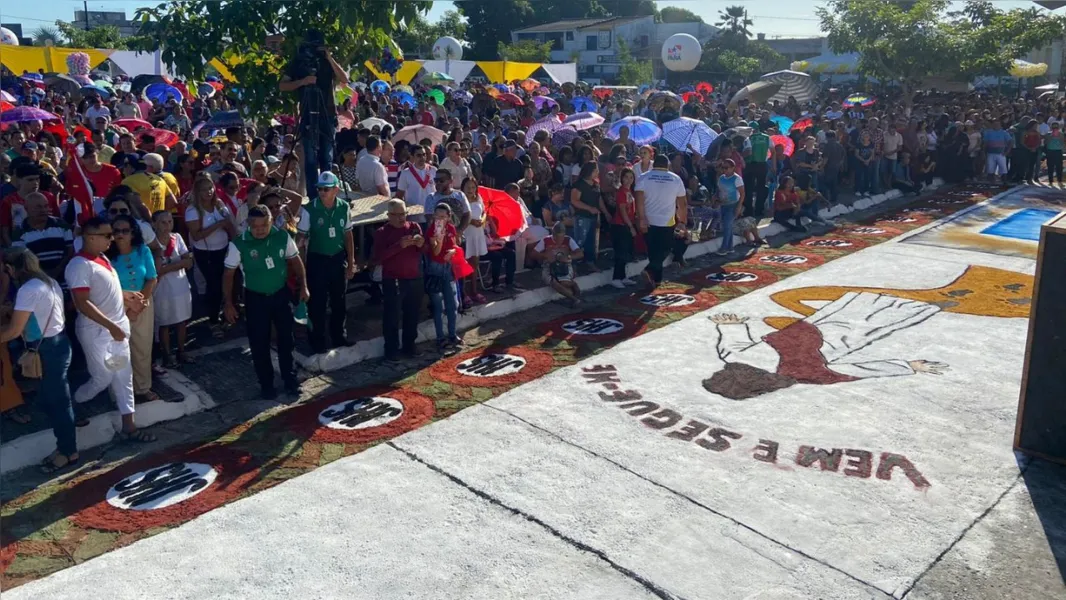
[390,91,417,108]
[606,116,662,146]
[662,117,719,156]
[197,82,217,98]
[81,85,110,99]
[144,82,183,104]
[370,79,391,94]
[571,96,598,112]
[769,115,794,133]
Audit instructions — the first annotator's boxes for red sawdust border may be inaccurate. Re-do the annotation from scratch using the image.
[0,542,17,576]
[70,445,259,533]
[281,386,435,444]
[427,346,555,387]
[540,313,648,341]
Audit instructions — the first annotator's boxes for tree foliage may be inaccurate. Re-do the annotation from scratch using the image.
[497,39,555,63]
[600,0,659,18]
[460,0,535,60]
[659,7,703,24]
[946,1,1066,79]
[698,33,783,80]
[393,10,468,58]
[716,6,753,38]
[32,26,63,47]
[617,38,653,85]
[131,0,430,115]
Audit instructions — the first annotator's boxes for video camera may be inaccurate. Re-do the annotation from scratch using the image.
[292,29,326,81]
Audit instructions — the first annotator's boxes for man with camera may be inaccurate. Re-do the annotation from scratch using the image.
[280,29,350,198]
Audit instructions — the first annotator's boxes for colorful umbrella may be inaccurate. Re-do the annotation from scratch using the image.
[390,91,417,108]
[0,106,60,124]
[768,134,795,158]
[359,117,389,130]
[335,86,354,105]
[113,118,153,131]
[370,80,391,94]
[452,89,473,103]
[662,117,719,155]
[0,101,14,112]
[570,96,597,112]
[393,124,447,147]
[144,82,183,104]
[394,84,414,96]
[592,88,613,100]
[537,86,550,95]
[205,110,245,129]
[532,96,558,112]
[648,91,683,112]
[791,116,814,132]
[769,115,794,133]
[563,111,605,131]
[518,79,539,93]
[606,116,662,146]
[196,82,217,98]
[137,128,180,148]
[681,91,702,104]
[696,82,714,95]
[425,89,446,105]
[423,72,455,86]
[497,93,524,106]
[492,83,512,93]
[524,115,566,144]
[844,93,876,108]
[551,126,581,147]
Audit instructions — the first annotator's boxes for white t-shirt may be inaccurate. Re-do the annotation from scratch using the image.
[439,157,472,184]
[185,204,232,251]
[14,278,65,339]
[85,105,111,124]
[224,233,299,270]
[397,164,438,216]
[65,253,126,324]
[635,169,685,228]
[356,154,388,193]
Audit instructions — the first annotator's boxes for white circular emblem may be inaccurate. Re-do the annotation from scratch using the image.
[456,353,527,378]
[759,254,809,265]
[318,396,404,430]
[561,317,625,336]
[707,271,758,283]
[106,462,218,511]
[639,293,696,307]
[804,239,853,248]
[885,216,918,223]
[849,227,886,235]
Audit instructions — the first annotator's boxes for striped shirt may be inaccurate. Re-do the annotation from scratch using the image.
[13,217,73,277]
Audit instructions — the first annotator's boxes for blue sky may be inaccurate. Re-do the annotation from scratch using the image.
[1,0,1047,40]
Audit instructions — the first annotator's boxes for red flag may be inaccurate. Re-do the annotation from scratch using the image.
[451,247,474,279]
[63,143,97,227]
[479,186,527,239]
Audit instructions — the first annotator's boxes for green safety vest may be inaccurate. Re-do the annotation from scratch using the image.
[748,133,770,164]
[304,197,350,256]
[232,227,290,295]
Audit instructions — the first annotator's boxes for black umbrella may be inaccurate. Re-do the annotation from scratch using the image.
[43,75,81,96]
[131,74,168,96]
[205,110,245,129]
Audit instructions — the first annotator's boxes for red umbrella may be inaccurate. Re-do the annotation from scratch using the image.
[497,93,525,106]
[681,91,703,104]
[113,118,153,131]
[768,134,795,158]
[791,117,814,132]
[137,128,180,148]
[592,88,613,100]
[0,101,13,111]
[696,82,714,95]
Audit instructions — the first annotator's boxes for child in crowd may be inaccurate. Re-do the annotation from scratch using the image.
[732,215,766,246]
[152,210,194,369]
[773,175,807,233]
[464,179,489,305]
[425,203,462,355]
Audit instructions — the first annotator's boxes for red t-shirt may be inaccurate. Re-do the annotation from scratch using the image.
[81,163,123,200]
[774,189,799,212]
[420,111,435,126]
[0,191,59,230]
[612,189,635,226]
[425,219,458,264]
[373,221,423,280]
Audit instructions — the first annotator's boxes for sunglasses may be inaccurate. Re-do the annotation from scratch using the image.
[434,178,448,183]
[113,228,132,235]
[109,208,130,215]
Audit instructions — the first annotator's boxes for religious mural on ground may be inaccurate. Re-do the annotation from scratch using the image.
[702,265,1033,400]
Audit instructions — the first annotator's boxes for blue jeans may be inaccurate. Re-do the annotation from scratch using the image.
[39,333,75,455]
[719,203,738,251]
[300,113,336,197]
[573,214,598,264]
[429,279,458,342]
[868,158,882,194]
[882,158,897,189]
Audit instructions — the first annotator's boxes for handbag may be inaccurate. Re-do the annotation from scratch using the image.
[17,283,57,379]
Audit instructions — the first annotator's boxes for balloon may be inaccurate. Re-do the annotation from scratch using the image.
[662,33,702,72]
[0,27,18,46]
[432,36,463,61]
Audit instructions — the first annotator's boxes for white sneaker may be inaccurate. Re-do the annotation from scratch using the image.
[611,280,626,289]
[621,278,637,286]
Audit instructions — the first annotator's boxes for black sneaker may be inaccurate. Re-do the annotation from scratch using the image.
[283,379,300,396]
[384,353,403,364]
[402,348,424,359]
[260,386,278,400]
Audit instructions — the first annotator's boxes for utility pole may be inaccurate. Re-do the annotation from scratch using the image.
[84,0,90,31]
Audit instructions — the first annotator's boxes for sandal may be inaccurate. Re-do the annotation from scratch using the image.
[40,451,80,474]
[118,429,157,443]
[4,409,31,425]
[473,294,487,304]
[153,362,169,376]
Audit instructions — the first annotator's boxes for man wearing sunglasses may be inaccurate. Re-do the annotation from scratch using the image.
[396,145,437,223]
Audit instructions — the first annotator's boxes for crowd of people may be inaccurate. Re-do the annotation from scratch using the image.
[2,62,1064,473]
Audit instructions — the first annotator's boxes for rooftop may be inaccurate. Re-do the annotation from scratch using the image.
[513,16,648,34]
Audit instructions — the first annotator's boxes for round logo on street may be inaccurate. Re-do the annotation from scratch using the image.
[456,353,527,378]
[318,397,404,430]
[707,271,758,283]
[561,317,625,336]
[803,239,853,248]
[759,254,809,265]
[849,227,887,235]
[884,216,918,223]
[106,462,218,511]
[640,293,696,308]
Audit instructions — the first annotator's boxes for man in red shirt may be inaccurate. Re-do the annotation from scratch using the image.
[372,199,424,362]
[1,163,58,246]
[66,142,123,226]
[418,102,435,127]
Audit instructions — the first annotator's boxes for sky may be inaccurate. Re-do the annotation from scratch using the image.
[0,0,1049,40]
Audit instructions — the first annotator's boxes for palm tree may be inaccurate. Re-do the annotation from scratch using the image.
[716,6,753,39]
[32,26,63,47]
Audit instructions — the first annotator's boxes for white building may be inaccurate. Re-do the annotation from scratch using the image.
[512,16,718,84]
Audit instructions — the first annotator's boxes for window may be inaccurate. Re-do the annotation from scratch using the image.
[545,32,564,50]
[587,35,598,51]
[566,32,574,41]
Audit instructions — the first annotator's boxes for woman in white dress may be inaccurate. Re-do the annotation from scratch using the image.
[152,210,194,368]
[462,177,489,305]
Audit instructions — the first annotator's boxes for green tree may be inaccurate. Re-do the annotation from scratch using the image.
[497,39,554,62]
[946,1,1066,79]
[616,38,653,85]
[599,0,658,17]
[394,10,468,58]
[459,0,535,60]
[698,33,784,80]
[716,6,753,38]
[659,7,703,24]
[55,21,146,49]
[32,26,63,47]
[131,0,430,115]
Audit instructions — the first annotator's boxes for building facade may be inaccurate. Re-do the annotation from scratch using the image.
[72,11,140,37]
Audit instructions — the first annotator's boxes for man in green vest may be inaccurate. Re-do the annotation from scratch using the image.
[744,124,771,218]
[223,205,309,399]
[296,171,356,354]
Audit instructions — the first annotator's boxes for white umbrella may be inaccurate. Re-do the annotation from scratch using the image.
[525,115,566,145]
[760,70,820,104]
[662,118,719,156]
[393,124,447,147]
[358,117,389,130]
[563,111,605,131]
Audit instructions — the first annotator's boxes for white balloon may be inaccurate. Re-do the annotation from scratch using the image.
[661,33,701,72]
[433,36,463,61]
[0,27,19,46]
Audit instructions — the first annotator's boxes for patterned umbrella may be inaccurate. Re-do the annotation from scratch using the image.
[452,89,473,103]
[759,70,819,104]
[532,96,558,112]
[729,81,783,106]
[205,110,244,129]
[606,116,662,146]
[845,94,876,108]
[570,96,598,112]
[563,111,605,131]
[113,118,153,131]
[662,117,719,155]
[0,105,60,124]
[648,91,682,112]
[768,134,795,158]
[525,115,566,144]
[551,125,581,147]
[137,128,180,148]
[370,80,391,94]
[497,93,525,107]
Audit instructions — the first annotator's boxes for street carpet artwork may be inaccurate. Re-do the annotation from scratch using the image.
[0,183,1040,599]
[904,184,1064,257]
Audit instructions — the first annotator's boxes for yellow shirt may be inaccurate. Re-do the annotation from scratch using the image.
[122,172,169,215]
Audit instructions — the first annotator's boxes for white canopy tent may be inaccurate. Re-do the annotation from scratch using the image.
[106,50,171,77]
[540,63,577,85]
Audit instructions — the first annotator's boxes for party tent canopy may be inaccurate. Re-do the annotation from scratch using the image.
[0,46,112,74]
[363,60,577,85]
